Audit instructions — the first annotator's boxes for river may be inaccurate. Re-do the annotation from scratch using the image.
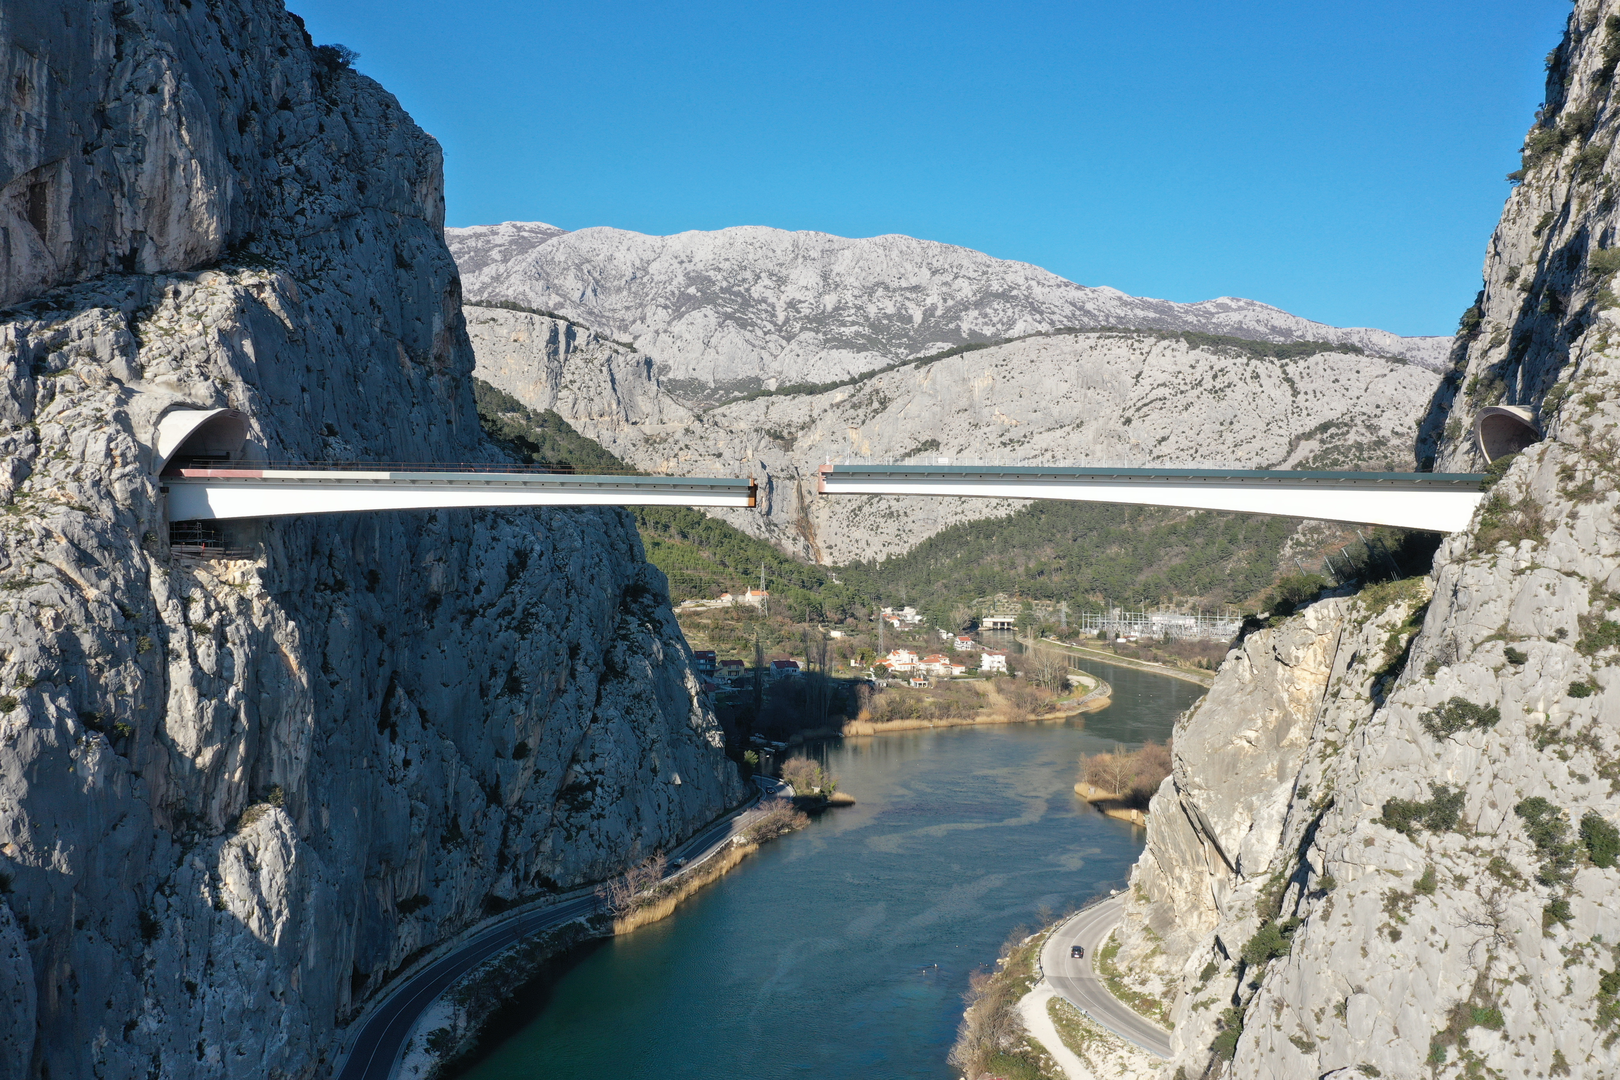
[455,660,1202,1080]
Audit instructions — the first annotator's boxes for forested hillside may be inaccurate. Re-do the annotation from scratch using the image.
[838,503,1297,625]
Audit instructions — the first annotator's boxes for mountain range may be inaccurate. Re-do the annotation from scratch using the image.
[450,224,1446,563]
[447,222,1451,407]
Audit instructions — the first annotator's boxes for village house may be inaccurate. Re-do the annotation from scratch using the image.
[881,648,920,672]
[770,659,801,680]
[740,588,770,608]
[692,650,717,676]
[880,606,923,628]
[952,635,974,651]
[920,653,956,677]
[718,658,746,684]
[979,650,1008,673]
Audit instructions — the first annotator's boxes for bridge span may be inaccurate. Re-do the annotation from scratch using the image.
[163,467,756,520]
[818,464,1487,533]
[151,407,1489,533]
[151,407,756,520]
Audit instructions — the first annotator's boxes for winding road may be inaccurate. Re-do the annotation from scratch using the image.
[1041,897,1173,1059]
[334,786,774,1080]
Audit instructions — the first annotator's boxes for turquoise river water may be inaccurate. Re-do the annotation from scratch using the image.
[456,659,1203,1080]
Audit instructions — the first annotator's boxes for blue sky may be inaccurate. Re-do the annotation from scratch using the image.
[294,0,1571,337]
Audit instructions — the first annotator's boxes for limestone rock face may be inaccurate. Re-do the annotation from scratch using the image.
[467,306,1438,563]
[1420,0,1620,473]
[465,306,696,437]
[0,3,742,1077]
[448,224,1451,399]
[1114,9,1620,1076]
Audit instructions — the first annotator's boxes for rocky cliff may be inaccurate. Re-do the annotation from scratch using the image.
[447,221,1451,402]
[1111,4,1620,1076]
[466,304,1438,564]
[0,3,742,1078]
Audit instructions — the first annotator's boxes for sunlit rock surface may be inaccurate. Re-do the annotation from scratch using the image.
[447,222,1451,395]
[1114,4,1620,1075]
[0,2,742,1076]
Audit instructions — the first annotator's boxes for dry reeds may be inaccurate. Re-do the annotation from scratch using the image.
[1079,740,1172,809]
[947,925,1044,1079]
[740,798,809,844]
[610,843,756,935]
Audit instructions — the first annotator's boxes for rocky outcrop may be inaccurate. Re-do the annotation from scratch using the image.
[464,305,696,438]
[1113,5,1620,1076]
[467,306,1438,563]
[0,3,742,1078]
[1418,0,1620,474]
[447,222,1451,400]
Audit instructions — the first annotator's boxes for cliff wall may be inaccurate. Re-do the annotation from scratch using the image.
[0,3,742,1077]
[1115,4,1620,1075]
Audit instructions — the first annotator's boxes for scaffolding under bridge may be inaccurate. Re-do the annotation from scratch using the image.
[1075,607,1243,642]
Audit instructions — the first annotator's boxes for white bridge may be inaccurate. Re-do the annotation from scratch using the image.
[163,467,757,519]
[818,464,1487,533]
[153,407,1501,534]
[152,408,756,520]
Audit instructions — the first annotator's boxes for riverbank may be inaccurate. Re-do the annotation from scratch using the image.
[379,790,790,1080]
[841,675,1112,738]
[1032,638,1215,687]
[948,924,1065,1080]
[946,910,1161,1080]
[608,841,759,936]
[1073,781,1147,826]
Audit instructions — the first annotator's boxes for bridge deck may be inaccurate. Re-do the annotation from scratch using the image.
[163,468,757,521]
[819,464,1487,533]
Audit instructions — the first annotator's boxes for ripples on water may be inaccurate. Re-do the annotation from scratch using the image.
[456,659,1203,1080]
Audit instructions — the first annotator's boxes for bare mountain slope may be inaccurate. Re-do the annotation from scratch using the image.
[466,305,1440,564]
[447,223,1450,399]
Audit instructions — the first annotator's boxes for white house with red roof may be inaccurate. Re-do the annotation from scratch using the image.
[882,648,920,672]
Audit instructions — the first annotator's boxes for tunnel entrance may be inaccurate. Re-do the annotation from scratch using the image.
[152,408,249,474]
[1473,405,1542,464]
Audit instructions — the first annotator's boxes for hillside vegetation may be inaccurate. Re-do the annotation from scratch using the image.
[838,502,1295,621]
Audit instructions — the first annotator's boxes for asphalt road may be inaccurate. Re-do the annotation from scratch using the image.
[334,790,770,1080]
[1041,897,1173,1059]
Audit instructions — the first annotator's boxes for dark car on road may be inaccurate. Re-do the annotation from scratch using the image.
[1070,944,1085,959]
